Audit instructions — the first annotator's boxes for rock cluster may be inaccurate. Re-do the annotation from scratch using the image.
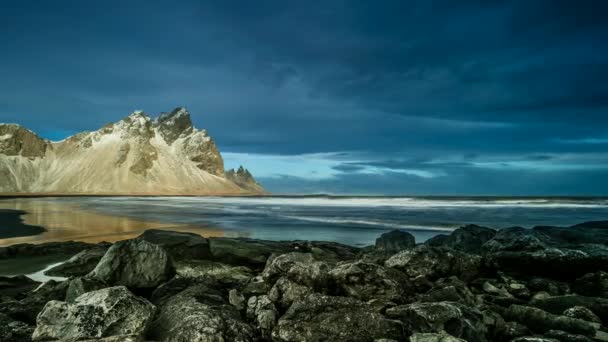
[1,222,608,341]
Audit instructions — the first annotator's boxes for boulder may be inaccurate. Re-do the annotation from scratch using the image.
[0,241,97,260]
[208,237,296,268]
[229,289,246,311]
[386,301,487,342]
[262,252,330,290]
[137,229,211,261]
[563,306,602,324]
[573,271,608,297]
[544,329,594,342]
[425,225,496,253]
[65,276,107,302]
[0,313,34,342]
[409,333,466,341]
[501,304,596,336]
[33,286,155,341]
[45,246,109,277]
[0,275,40,299]
[268,277,314,311]
[174,260,253,287]
[0,280,68,324]
[88,239,174,289]
[385,245,482,282]
[419,277,479,306]
[329,260,413,303]
[483,228,608,279]
[529,295,608,324]
[149,285,256,342]
[246,295,279,340]
[272,293,407,341]
[375,230,416,252]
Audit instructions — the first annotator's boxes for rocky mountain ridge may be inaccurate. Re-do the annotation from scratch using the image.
[0,108,264,195]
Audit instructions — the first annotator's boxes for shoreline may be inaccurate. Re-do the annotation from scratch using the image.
[0,209,46,239]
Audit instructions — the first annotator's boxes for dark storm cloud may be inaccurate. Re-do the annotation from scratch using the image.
[1,0,607,194]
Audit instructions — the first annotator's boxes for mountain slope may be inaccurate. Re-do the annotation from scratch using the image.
[0,108,264,195]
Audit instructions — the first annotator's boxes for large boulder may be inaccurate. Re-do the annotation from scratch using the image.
[174,260,253,287]
[386,301,487,342]
[573,271,608,297]
[501,304,596,336]
[45,246,109,277]
[208,237,296,268]
[262,252,330,290]
[483,227,608,279]
[529,295,608,324]
[137,229,211,261]
[329,260,413,303]
[410,333,466,342]
[65,277,107,302]
[88,239,173,289]
[375,230,416,252]
[33,286,155,341]
[425,225,496,253]
[385,245,482,282]
[272,293,407,341]
[149,285,256,342]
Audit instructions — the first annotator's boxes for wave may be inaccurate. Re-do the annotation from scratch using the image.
[281,215,458,232]
[137,196,608,209]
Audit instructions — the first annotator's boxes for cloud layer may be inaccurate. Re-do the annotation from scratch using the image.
[1,0,607,194]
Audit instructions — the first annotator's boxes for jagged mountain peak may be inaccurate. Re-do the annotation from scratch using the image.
[0,107,265,194]
[154,107,194,145]
[226,166,264,193]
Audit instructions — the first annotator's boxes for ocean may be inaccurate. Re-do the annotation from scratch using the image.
[2,196,605,247]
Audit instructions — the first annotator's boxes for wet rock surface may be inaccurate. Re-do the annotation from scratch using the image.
[0,221,607,341]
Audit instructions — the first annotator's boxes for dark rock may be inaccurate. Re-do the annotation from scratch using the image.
[268,277,314,311]
[0,312,34,342]
[149,285,256,341]
[0,241,96,260]
[229,289,246,311]
[44,245,109,277]
[544,329,594,342]
[0,280,68,324]
[529,295,608,324]
[262,252,330,290]
[572,271,608,297]
[502,321,532,341]
[501,304,596,336]
[419,277,479,306]
[137,229,211,261]
[306,240,360,262]
[246,295,279,340]
[535,221,608,245]
[385,245,482,282]
[425,225,496,253]
[88,239,174,289]
[175,260,253,287]
[563,306,602,324]
[154,107,194,145]
[483,227,608,279]
[33,286,155,341]
[375,230,416,252]
[272,293,407,341]
[209,237,296,269]
[409,332,466,341]
[329,260,413,303]
[528,277,571,296]
[0,275,40,299]
[385,301,487,342]
[65,276,107,302]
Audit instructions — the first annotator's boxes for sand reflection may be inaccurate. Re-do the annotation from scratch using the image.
[0,198,226,246]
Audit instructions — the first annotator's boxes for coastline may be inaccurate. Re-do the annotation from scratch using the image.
[0,209,45,239]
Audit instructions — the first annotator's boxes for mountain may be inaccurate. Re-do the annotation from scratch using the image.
[0,108,265,195]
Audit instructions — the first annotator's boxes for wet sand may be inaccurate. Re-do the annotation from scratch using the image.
[0,198,226,246]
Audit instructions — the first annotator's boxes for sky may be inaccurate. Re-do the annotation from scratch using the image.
[1,0,608,195]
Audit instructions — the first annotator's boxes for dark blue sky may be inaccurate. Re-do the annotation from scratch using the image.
[1,0,608,195]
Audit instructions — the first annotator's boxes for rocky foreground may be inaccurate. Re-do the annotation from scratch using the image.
[1,222,608,341]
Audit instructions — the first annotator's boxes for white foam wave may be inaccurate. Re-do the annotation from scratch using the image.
[281,215,458,232]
